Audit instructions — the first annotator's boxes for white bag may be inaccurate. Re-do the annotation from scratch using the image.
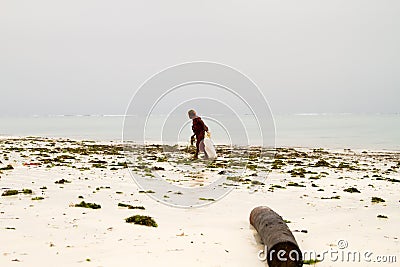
[203,132,217,159]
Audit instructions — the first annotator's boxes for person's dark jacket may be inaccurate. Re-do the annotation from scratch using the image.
[192,117,208,142]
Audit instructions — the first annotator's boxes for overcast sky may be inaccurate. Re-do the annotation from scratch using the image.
[0,0,399,116]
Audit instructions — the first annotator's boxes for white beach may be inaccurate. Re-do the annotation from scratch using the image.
[0,137,398,266]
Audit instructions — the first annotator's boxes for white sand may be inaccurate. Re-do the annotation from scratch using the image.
[0,138,399,266]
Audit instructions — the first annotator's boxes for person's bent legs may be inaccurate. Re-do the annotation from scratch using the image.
[194,139,200,159]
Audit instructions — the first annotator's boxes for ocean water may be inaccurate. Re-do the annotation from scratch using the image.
[0,114,399,150]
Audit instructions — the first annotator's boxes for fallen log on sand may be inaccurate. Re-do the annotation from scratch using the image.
[250,206,303,267]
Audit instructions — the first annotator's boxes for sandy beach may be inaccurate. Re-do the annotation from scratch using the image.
[0,137,399,266]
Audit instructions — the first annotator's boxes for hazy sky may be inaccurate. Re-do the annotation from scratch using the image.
[1,0,399,115]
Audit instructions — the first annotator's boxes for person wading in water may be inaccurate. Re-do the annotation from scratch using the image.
[188,109,209,159]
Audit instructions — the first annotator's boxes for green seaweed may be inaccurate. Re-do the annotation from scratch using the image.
[226,176,244,182]
[2,189,32,196]
[92,163,106,168]
[117,162,128,168]
[371,197,385,203]
[139,190,155,194]
[271,159,285,169]
[309,174,322,180]
[336,162,359,170]
[321,196,340,200]
[157,156,168,162]
[287,182,306,187]
[125,215,158,227]
[2,189,19,196]
[118,203,145,210]
[251,180,265,185]
[199,197,215,201]
[0,164,14,170]
[31,196,44,200]
[270,184,286,189]
[343,187,361,193]
[247,164,257,171]
[152,166,165,171]
[377,214,388,219]
[22,189,33,194]
[55,179,71,184]
[314,159,331,167]
[288,168,316,178]
[74,201,101,209]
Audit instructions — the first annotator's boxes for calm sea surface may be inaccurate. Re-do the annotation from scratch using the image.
[0,114,398,150]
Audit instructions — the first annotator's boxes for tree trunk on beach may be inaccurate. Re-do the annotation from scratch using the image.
[250,206,303,267]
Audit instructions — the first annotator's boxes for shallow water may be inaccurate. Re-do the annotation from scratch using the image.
[0,114,399,150]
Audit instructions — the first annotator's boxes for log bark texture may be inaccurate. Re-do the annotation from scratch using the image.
[250,206,303,267]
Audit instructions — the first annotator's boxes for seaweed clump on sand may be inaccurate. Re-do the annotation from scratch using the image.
[343,187,361,193]
[138,190,155,194]
[74,201,101,209]
[55,179,71,184]
[118,203,145,210]
[271,159,285,169]
[1,189,33,196]
[287,182,306,187]
[0,164,14,170]
[371,197,385,204]
[2,189,19,196]
[22,189,33,194]
[321,195,340,200]
[125,215,158,227]
[288,168,316,178]
[199,197,215,201]
[313,159,331,167]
